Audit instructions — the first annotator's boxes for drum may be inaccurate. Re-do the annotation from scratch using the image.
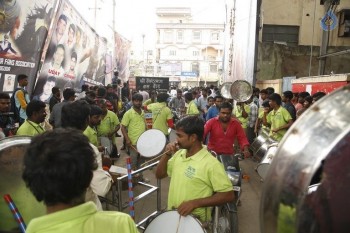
[251,128,270,161]
[230,80,253,102]
[254,137,277,162]
[220,82,233,99]
[260,85,350,233]
[99,136,113,155]
[0,137,45,232]
[168,128,177,143]
[256,143,278,179]
[137,129,167,158]
[144,210,206,233]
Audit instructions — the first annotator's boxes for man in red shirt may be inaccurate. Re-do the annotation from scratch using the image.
[204,102,250,157]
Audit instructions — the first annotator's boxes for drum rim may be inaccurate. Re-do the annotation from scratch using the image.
[144,210,205,233]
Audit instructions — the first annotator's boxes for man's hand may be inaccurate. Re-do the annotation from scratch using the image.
[177,200,197,216]
[243,149,251,158]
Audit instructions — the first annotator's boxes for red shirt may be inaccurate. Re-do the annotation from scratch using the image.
[204,117,249,154]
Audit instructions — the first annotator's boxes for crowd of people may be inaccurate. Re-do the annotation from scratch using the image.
[0,74,327,232]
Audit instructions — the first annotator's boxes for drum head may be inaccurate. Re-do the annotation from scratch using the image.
[0,137,45,231]
[260,85,350,233]
[220,82,233,99]
[144,210,205,233]
[137,129,166,158]
[230,80,253,102]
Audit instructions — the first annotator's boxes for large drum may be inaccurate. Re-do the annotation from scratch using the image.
[256,143,278,179]
[137,129,167,158]
[250,128,270,161]
[0,137,45,232]
[260,85,350,233]
[144,210,206,233]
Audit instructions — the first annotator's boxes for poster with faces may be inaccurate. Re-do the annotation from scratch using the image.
[3,74,15,92]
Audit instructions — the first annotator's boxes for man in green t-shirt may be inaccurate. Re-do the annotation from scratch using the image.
[156,116,233,223]
[262,93,293,142]
[23,129,138,233]
[16,100,46,136]
[121,93,146,170]
[184,92,200,116]
[144,93,174,136]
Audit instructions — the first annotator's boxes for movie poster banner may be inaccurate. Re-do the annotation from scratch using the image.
[0,0,58,94]
[114,32,131,82]
[33,0,109,102]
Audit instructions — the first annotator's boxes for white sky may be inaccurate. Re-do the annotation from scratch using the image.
[69,0,226,48]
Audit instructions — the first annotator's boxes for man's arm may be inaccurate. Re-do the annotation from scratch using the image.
[16,90,27,109]
[177,191,234,217]
[155,142,177,179]
[121,124,131,146]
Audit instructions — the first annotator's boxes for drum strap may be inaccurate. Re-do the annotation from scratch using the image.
[153,106,166,124]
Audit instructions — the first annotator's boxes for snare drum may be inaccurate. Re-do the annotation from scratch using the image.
[137,129,167,158]
[144,210,206,233]
[99,136,113,155]
[256,143,278,179]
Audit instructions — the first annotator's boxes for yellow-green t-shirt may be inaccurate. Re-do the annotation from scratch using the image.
[233,104,250,128]
[26,202,138,233]
[147,102,172,135]
[96,110,120,144]
[186,100,199,115]
[121,108,146,145]
[258,108,270,131]
[83,126,99,147]
[143,98,156,106]
[167,147,233,222]
[267,106,292,141]
[16,120,45,136]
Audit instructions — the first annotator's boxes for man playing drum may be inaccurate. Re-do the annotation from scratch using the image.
[121,93,146,170]
[204,102,250,158]
[23,129,138,233]
[156,116,234,226]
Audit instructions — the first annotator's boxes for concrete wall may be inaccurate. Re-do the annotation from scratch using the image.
[257,42,350,80]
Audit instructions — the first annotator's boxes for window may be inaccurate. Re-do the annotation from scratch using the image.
[147,50,153,56]
[262,25,299,45]
[191,63,199,74]
[210,64,218,73]
[192,30,201,42]
[164,30,173,43]
[177,30,183,42]
[338,9,350,37]
[193,51,199,56]
[169,50,176,56]
[211,31,220,41]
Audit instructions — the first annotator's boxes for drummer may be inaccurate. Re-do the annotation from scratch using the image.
[144,92,174,138]
[156,116,234,225]
[204,102,250,158]
[22,129,138,233]
[121,93,146,170]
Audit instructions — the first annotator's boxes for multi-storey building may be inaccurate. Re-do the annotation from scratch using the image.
[155,7,224,88]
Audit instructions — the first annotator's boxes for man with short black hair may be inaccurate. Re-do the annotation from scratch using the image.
[282,91,297,121]
[0,93,16,138]
[16,100,46,136]
[13,74,30,125]
[22,129,138,233]
[49,88,75,128]
[49,86,61,112]
[206,95,223,121]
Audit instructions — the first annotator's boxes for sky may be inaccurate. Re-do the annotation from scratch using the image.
[69,0,226,48]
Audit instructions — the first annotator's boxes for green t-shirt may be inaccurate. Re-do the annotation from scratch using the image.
[121,108,146,145]
[26,202,138,233]
[258,108,270,130]
[186,100,199,115]
[143,98,156,106]
[147,102,172,135]
[83,126,99,147]
[267,106,292,141]
[167,147,233,222]
[96,110,120,144]
[233,104,250,128]
[16,120,45,136]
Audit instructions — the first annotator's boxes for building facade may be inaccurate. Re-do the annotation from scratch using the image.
[155,7,224,88]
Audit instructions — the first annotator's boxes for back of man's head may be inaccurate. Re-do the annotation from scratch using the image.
[184,92,193,101]
[63,88,75,100]
[157,93,169,103]
[22,128,97,206]
[61,100,90,130]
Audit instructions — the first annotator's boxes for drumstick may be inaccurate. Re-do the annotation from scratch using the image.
[3,194,26,233]
[140,150,171,167]
[175,215,182,233]
[130,145,139,153]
